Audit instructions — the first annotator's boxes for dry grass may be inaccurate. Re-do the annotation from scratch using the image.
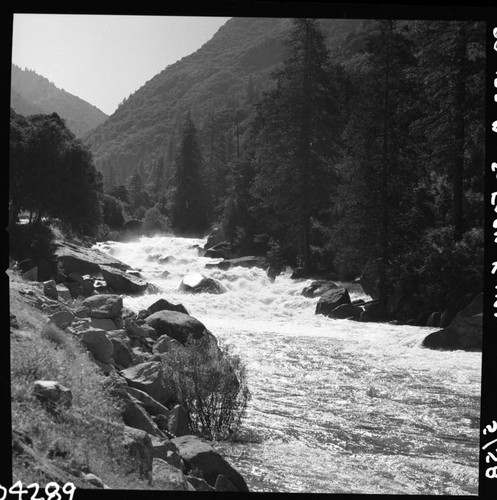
[10,272,149,489]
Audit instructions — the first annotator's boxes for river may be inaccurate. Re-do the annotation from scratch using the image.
[95,234,481,495]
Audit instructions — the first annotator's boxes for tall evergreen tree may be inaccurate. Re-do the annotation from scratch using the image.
[250,18,345,271]
[341,20,417,309]
[170,112,208,235]
[411,20,485,240]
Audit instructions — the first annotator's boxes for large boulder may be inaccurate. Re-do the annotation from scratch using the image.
[100,265,149,295]
[301,280,339,298]
[145,311,208,345]
[179,273,227,295]
[54,241,130,275]
[315,288,351,317]
[152,458,192,490]
[171,435,249,492]
[80,328,114,364]
[122,426,153,480]
[422,293,483,351]
[121,361,173,406]
[81,294,123,319]
[147,298,189,316]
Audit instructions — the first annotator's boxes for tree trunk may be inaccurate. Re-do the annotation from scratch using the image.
[298,21,313,273]
[378,20,392,315]
[452,23,466,241]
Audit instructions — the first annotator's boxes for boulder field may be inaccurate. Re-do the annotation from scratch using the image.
[10,269,250,492]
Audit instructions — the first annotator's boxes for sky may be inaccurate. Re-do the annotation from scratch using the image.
[11,14,231,115]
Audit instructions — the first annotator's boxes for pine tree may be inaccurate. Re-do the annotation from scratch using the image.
[127,169,144,210]
[250,18,345,271]
[333,20,418,311]
[411,20,485,240]
[170,112,208,235]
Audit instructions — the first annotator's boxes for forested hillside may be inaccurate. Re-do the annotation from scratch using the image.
[83,17,371,187]
[81,17,484,323]
[11,64,108,138]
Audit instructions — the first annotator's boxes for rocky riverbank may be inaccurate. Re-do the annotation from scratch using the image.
[9,239,250,492]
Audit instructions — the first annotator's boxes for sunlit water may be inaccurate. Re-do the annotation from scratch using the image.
[94,235,481,495]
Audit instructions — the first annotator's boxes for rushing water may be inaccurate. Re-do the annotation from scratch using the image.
[95,235,481,495]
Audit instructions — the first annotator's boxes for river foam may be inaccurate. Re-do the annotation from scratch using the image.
[94,235,481,494]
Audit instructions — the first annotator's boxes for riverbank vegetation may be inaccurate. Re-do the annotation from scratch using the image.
[10,272,149,488]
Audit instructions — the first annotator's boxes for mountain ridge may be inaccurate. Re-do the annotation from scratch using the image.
[82,17,372,184]
[10,64,109,138]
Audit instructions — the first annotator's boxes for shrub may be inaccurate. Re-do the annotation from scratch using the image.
[161,339,251,441]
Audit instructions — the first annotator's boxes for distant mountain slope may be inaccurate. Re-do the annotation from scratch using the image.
[10,64,109,138]
[83,17,372,183]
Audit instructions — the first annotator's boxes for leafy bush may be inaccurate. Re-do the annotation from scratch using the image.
[161,339,251,441]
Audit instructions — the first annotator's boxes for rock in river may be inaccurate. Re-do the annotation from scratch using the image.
[315,287,351,317]
[145,310,208,345]
[422,293,482,351]
[171,435,249,492]
[179,273,227,294]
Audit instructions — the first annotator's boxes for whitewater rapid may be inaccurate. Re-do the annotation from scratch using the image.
[94,235,481,494]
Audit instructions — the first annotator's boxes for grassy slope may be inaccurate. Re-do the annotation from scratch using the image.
[9,269,148,489]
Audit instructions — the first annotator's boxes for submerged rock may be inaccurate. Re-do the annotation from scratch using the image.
[179,273,227,294]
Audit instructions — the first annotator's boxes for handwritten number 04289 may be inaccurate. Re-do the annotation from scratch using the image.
[0,482,76,500]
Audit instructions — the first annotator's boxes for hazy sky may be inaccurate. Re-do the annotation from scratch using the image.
[11,14,231,115]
